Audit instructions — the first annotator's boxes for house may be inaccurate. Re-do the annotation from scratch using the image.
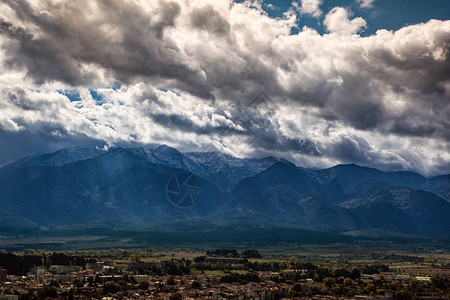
[49,265,83,274]
[30,267,47,276]
[415,276,431,282]
[86,261,114,272]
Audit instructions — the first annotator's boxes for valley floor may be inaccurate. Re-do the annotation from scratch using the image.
[0,243,449,299]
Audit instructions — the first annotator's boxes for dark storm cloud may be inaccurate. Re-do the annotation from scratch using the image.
[0,0,286,101]
[6,87,55,112]
[235,114,321,156]
[0,17,97,85]
[190,5,231,36]
[328,135,372,163]
[0,0,213,98]
[323,135,411,173]
[368,41,450,96]
[320,72,385,131]
[148,102,321,156]
[150,113,232,135]
[389,119,437,138]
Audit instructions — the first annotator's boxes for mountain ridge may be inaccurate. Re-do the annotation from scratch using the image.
[1,146,449,239]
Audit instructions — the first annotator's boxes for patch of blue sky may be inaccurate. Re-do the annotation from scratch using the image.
[157,87,181,96]
[112,81,122,90]
[236,0,450,36]
[58,89,81,102]
[363,0,450,35]
[89,89,106,106]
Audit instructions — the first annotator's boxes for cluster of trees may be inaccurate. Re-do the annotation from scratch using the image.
[205,249,262,258]
[270,275,450,299]
[191,256,389,283]
[161,259,191,276]
[242,250,263,258]
[103,280,131,294]
[266,264,390,284]
[0,252,94,275]
[361,264,390,274]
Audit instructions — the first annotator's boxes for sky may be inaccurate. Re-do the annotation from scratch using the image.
[0,0,449,176]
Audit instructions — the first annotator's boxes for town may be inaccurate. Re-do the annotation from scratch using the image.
[0,248,449,299]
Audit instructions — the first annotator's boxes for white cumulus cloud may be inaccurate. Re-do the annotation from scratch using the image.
[324,7,367,35]
[297,0,323,18]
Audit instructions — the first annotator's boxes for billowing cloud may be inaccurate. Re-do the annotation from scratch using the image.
[324,7,367,35]
[0,0,449,176]
[296,0,323,18]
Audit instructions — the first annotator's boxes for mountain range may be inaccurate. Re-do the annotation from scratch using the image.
[1,145,449,240]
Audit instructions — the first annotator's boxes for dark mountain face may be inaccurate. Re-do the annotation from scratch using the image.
[423,174,450,201]
[0,148,225,229]
[5,146,106,168]
[341,183,450,235]
[1,146,449,239]
[310,164,449,205]
[231,162,362,231]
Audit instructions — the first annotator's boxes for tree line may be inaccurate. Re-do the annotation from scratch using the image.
[0,252,95,275]
[205,249,262,258]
